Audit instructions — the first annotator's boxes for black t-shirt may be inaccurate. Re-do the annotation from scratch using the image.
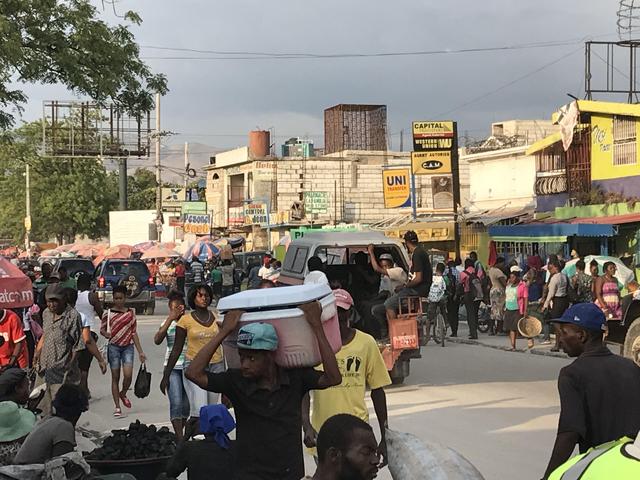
[164,438,235,480]
[557,346,640,453]
[410,246,433,297]
[207,367,323,480]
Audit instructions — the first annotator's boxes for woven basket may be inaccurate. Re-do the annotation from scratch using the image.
[518,315,542,338]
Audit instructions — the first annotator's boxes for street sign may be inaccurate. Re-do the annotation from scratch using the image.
[244,202,268,226]
[411,151,452,175]
[304,191,329,214]
[182,201,208,214]
[382,169,412,208]
[183,213,211,235]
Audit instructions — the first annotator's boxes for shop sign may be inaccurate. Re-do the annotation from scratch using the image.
[183,213,211,235]
[304,191,329,214]
[412,121,455,152]
[411,151,452,175]
[244,202,268,226]
[382,169,412,208]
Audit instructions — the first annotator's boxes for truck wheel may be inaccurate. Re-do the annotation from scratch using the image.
[623,318,640,367]
[419,315,431,346]
[134,306,144,315]
[143,303,155,316]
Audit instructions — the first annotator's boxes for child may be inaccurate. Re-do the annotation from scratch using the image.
[504,266,530,351]
[100,285,146,418]
[427,263,448,330]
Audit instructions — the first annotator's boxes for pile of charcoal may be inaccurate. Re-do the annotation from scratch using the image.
[87,420,176,460]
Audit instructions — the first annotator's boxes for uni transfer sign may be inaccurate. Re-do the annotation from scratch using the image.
[411,121,456,175]
[382,169,412,208]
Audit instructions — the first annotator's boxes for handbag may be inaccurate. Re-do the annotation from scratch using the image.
[134,363,152,399]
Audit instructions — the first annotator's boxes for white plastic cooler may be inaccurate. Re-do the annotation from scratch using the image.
[216,284,341,368]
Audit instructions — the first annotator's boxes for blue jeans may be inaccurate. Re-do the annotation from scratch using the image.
[107,344,134,370]
[168,368,190,421]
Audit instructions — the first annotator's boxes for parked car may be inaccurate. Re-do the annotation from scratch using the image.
[94,259,155,315]
[52,257,95,280]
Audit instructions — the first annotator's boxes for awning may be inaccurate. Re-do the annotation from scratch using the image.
[462,207,533,226]
[488,223,616,243]
[525,132,563,156]
[569,213,640,225]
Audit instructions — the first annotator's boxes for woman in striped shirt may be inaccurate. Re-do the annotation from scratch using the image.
[101,285,147,418]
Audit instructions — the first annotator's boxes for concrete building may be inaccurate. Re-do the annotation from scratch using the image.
[282,137,314,158]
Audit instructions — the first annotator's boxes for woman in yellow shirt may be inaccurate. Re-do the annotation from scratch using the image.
[160,285,224,424]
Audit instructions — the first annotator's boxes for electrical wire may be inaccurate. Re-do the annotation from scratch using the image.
[436,46,584,117]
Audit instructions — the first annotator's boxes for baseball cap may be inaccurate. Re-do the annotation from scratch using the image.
[45,284,66,300]
[510,265,522,273]
[237,322,278,351]
[333,288,354,310]
[379,253,394,262]
[552,303,606,332]
[403,230,419,243]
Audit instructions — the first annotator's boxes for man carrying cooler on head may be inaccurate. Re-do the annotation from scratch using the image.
[383,231,432,324]
[185,302,341,480]
[542,303,640,479]
[302,289,390,466]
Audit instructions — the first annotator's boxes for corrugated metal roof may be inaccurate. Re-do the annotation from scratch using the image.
[462,207,533,226]
[570,213,640,225]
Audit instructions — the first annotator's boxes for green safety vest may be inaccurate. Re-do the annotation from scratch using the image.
[549,437,640,480]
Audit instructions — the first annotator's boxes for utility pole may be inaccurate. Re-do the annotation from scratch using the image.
[184,142,189,194]
[24,163,31,254]
[400,129,404,152]
[118,158,128,210]
[154,93,162,239]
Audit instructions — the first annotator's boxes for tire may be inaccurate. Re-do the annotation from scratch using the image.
[143,303,155,316]
[432,313,445,346]
[391,375,405,385]
[438,314,446,347]
[623,318,640,367]
[134,306,144,315]
[389,358,410,385]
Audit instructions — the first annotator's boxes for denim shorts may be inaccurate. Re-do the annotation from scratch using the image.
[182,361,225,417]
[107,343,134,370]
[168,368,190,420]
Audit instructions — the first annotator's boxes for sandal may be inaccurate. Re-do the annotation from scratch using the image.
[119,393,132,409]
[113,408,122,418]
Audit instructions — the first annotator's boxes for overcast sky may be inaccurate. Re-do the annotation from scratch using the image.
[17,0,629,154]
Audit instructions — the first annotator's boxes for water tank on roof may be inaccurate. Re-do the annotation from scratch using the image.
[248,130,270,158]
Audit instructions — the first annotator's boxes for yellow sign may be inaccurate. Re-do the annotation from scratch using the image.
[382,169,412,208]
[411,151,452,175]
[412,121,455,138]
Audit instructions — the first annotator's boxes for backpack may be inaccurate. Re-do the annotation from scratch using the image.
[468,271,485,301]
[445,269,457,299]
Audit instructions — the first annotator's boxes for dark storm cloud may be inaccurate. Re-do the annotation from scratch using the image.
[18,0,620,149]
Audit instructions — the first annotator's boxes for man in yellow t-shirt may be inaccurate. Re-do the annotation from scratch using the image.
[303,289,391,466]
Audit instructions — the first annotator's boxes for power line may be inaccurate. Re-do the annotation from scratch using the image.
[436,46,584,118]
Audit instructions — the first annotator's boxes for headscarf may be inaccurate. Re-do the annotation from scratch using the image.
[0,368,27,400]
[199,404,236,449]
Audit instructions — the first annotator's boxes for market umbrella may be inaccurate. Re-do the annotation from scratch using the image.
[183,240,220,261]
[134,241,158,252]
[0,257,34,308]
[75,245,104,258]
[141,245,181,259]
[562,255,635,285]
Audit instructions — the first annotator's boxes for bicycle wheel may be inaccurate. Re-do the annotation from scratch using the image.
[438,313,446,347]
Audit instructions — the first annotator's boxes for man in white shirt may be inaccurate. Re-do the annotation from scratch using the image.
[258,254,273,279]
[304,256,329,286]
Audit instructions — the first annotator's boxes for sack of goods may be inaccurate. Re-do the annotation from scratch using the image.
[217,283,341,368]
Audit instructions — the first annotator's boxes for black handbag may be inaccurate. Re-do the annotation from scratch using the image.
[134,363,151,399]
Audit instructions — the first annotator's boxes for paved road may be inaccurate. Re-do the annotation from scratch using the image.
[81,298,572,480]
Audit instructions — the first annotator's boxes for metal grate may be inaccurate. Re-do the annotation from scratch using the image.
[613,116,637,166]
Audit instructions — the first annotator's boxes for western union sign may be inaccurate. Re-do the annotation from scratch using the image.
[411,151,452,175]
[412,120,456,154]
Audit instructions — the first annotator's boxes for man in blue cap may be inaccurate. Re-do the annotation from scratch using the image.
[163,404,236,480]
[186,301,341,480]
[542,303,640,479]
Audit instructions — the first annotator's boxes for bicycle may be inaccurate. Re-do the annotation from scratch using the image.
[431,310,447,347]
[420,301,447,347]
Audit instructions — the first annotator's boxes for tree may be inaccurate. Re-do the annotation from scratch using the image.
[0,123,118,243]
[0,0,168,129]
[127,168,157,210]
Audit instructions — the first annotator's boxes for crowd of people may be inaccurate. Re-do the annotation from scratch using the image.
[1,237,640,479]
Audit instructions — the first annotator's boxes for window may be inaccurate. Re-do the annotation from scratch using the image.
[613,115,637,166]
[536,150,565,172]
[283,246,308,274]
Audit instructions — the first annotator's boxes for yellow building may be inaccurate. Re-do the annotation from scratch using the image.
[527,100,640,212]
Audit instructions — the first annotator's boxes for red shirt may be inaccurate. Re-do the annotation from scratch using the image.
[175,264,185,278]
[0,310,28,368]
[102,309,137,346]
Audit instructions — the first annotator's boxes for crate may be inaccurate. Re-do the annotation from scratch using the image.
[390,316,419,350]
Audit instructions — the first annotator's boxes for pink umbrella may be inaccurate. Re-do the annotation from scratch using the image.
[134,241,158,252]
[0,257,34,308]
[141,245,181,259]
